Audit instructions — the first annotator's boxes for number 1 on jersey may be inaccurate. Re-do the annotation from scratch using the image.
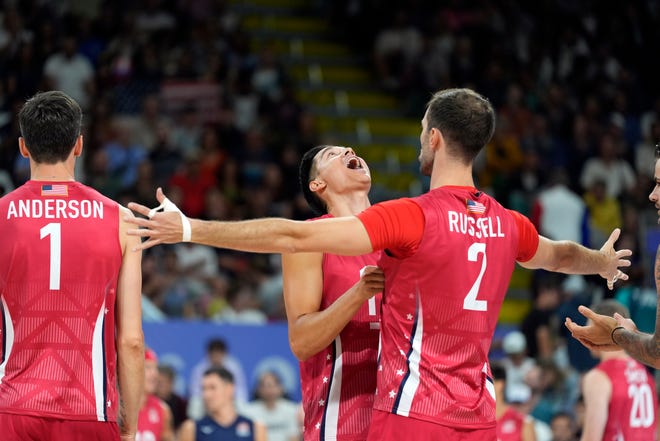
[463,242,487,311]
[40,223,61,290]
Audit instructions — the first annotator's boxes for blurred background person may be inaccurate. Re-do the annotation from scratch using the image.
[137,348,175,441]
[241,371,301,441]
[178,367,266,441]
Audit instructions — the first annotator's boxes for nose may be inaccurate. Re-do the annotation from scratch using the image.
[343,147,355,156]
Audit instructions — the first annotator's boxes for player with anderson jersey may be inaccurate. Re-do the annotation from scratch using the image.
[283,145,383,440]
[125,88,631,440]
[0,91,144,441]
[580,300,657,441]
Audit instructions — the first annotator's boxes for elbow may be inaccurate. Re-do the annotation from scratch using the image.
[289,338,314,362]
[117,332,145,355]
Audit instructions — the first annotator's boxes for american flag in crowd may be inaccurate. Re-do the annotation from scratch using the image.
[466,199,486,214]
[41,184,68,196]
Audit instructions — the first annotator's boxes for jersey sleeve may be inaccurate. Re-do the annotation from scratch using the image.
[357,198,425,259]
[508,209,540,262]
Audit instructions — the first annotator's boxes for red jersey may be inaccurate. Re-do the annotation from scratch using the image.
[0,181,122,422]
[596,358,657,441]
[300,216,382,441]
[497,407,527,441]
[137,395,166,441]
[358,186,538,430]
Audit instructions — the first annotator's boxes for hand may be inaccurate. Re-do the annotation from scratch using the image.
[125,188,185,251]
[614,312,639,333]
[564,305,621,351]
[355,265,385,301]
[597,228,632,290]
[120,435,136,441]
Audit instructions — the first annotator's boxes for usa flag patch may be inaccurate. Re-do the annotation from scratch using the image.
[41,184,68,196]
[466,199,485,214]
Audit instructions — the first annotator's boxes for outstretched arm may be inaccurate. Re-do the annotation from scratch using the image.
[566,244,660,369]
[519,229,631,288]
[126,189,373,256]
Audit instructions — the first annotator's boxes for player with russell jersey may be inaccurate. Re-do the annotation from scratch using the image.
[580,300,657,441]
[0,91,144,441]
[283,145,383,440]
[126,88,631,440]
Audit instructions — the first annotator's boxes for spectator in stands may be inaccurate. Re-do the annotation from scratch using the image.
[157,364,189,431]
[531,169,589,245]
[491,363,536,441]
[241,371,301,441]
[500,331,537,406]
[188,338,249,419]
[178,367,267,441]
[43,34,95,110]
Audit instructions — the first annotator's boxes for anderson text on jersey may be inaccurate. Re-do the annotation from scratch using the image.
[6,199,104,219]
[448,211,505,238]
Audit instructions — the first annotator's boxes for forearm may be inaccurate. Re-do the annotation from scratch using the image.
[189,216,373,256]
[612,329,660,369]
[191,218,302,253]
[117,335,145,435]
[551,241,607,274]
[290,286,370,360]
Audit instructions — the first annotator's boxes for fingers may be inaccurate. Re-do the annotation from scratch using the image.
[564,317,584,335]
[604,228,621,248]
[577,305,598,321]
[616,249,633,259]
[131,238,162,252]
[127,201,152,218]
[156,187,165,203]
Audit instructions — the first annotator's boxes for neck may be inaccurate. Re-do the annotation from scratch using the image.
[210,405,237,425]
[429,155,475,189]
[263,397,278,409]
[31,162,75,181]
[600,350,628,361]
[325,189,371,217]
[495,400,508,419]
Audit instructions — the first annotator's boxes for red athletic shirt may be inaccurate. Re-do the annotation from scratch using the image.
[0,180,122,422]
[355,186,539,429]
[299,214,382,440]
[137,395,166,441]
[595,358,657,441]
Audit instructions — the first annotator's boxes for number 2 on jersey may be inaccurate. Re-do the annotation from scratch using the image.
[40,223,61,290]
[463,242,487,311]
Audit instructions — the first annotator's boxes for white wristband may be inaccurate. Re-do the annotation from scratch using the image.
[147,197,192,242]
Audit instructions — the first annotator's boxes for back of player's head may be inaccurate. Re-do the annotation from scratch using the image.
[204,366,235,384]
[425,88,495,165]
[299,145,330,215]
[590,299,630,319]
[18,91,83,164]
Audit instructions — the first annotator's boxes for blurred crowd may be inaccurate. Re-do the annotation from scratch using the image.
[2,1,660,439]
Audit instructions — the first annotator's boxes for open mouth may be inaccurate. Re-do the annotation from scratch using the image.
[346,156,362,170]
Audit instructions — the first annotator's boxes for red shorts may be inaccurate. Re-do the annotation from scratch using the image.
[0,413,120,441]
[367,409,497,441]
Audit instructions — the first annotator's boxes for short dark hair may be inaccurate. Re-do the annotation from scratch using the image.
[18,91,83,164]
[655,143,660,159]
[207,338,228,353]
[299,145,330,215]
[425,88,495,164]
[204,366,234,384]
